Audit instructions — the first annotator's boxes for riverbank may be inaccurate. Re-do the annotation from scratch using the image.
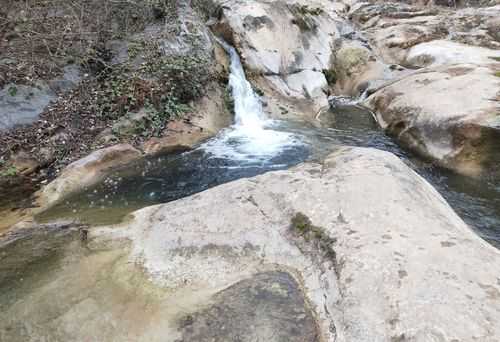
[0,0,233,213]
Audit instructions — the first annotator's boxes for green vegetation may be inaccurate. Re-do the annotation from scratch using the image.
[0,166,17,178]
[322,69,337,86]
[494,71,500,78]
[290,212,337,260]
[0,0,181,86]
[192,0,220,19]
[294,5,324,16]
[0,0,220,186]
[489,56,500,62]
[91,51,212,138]
[289,4,323,32]
[8,86,17,97]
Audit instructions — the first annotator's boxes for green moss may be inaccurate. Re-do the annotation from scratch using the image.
[294,5,324,16]
[8,86,17,97]
[279,105,289,115]
[291,212,314,233]
[336,47,370,77]
[290,212,337,260]
[289,4,323,32]
[322,69,337,86]
[253,86,265,97]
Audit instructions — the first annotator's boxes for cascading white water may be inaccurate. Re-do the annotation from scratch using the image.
[201,41,301,162]
[223,42,266,129]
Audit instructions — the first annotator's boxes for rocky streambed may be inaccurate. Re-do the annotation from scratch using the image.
[1,0,500,341]
[2,147,500,341]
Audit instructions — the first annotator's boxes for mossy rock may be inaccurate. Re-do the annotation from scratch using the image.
[335,46,370,78]
[290,212,337,261]
[322,69,337,86]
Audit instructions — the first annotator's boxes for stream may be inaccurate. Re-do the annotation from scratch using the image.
[35,43,500,249]
[2,41,500,341]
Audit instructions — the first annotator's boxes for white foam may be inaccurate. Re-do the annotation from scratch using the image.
[201,41,301,162]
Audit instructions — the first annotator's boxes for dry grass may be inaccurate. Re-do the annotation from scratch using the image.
[0,0,178,86]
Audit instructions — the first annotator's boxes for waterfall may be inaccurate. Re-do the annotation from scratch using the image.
[201,41,301,162]
[222,41,266,129]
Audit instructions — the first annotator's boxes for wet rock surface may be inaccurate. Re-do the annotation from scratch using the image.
[35,144,143,210]
[177,271,319,342]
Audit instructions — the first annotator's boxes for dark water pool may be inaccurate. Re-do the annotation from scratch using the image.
[37,105,500,248]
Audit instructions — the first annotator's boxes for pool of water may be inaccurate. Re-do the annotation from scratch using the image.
[35,106,393,224]
[36,104,500,248]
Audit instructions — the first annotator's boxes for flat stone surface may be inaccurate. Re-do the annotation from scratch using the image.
[0,83,55,131]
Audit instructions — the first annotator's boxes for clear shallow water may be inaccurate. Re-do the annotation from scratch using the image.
[36,105,500,248]
[34,42,500,248]
[35,104,395,225]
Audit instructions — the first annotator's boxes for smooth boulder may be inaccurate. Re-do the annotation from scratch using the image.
[345,2,500,175]
[117,147,500,341]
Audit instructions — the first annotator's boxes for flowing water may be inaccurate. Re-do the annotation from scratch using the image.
[35,44,500,249]
[2,41,500,340]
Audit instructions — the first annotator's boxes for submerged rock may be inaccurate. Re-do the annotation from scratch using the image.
[36,144,142,210]
[178,271,319,342]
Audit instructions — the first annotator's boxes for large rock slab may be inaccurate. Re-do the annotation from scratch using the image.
[366,63,500,176]
[405,39,500,68]
[0,66,82,131]
[113,147,500,341]
[0,82,55,131]
[345,1,500,174]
